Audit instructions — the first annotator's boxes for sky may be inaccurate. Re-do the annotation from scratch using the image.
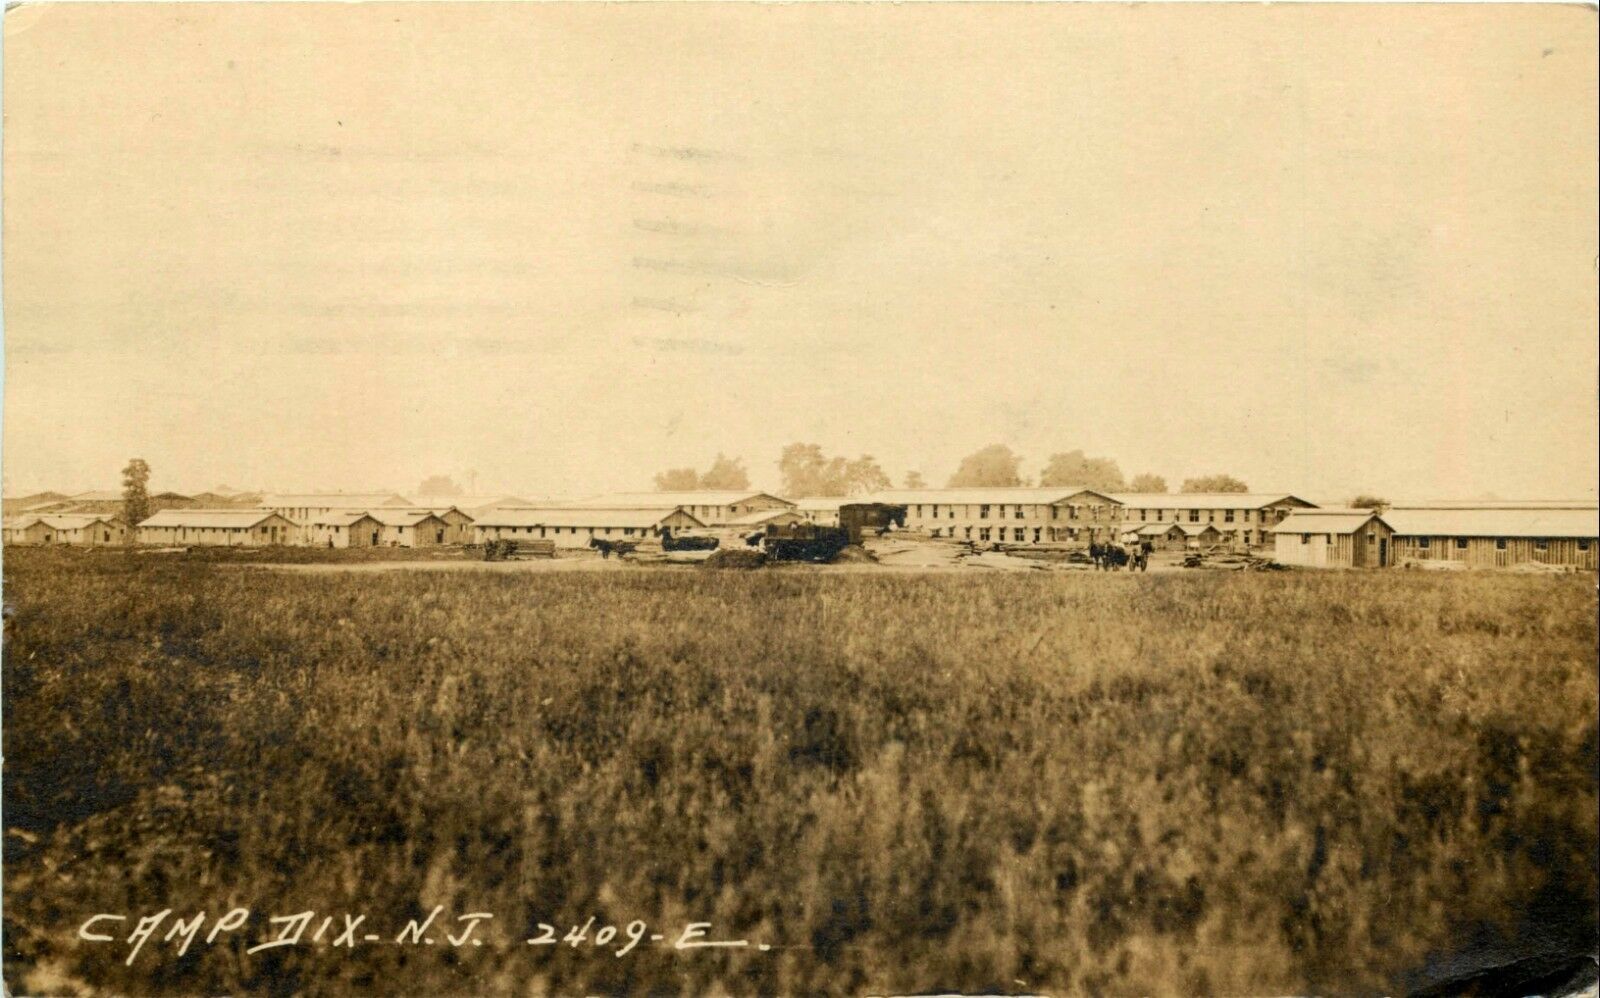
[3,3,1596,501]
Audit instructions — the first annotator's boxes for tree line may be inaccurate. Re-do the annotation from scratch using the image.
[653,444,1256,498]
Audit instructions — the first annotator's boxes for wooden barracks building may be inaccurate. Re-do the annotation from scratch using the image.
[868,487,1125,544]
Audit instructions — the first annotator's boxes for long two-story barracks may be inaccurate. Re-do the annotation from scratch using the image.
[868,487,1125,544]
[1108,493,1317,548]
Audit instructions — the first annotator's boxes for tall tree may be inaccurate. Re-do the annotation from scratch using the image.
[844,456,891,496]
[776,443,889,496]
[777,443,831,497]
[416,475,463,497]
[1039,450,1126,492]
[947,444,1024,488]
[902,470,928,489]
[1129,473,1168,493]
[653,468,701,491]
[700,453,750,490]
[121,458,151,528]
[1181,474,1249,493]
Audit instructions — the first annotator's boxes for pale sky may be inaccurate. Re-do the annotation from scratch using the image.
[4,3,1596,500]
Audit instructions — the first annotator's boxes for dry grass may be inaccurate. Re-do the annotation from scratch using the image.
[3,547,1595,995]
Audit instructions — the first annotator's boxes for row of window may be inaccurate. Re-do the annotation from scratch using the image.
[910,503,1111,521]
[907,504,1286,523]
[486,526,646,537]
[1412,537,1586,552]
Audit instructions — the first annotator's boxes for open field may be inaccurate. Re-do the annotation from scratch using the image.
[2,546,1596,995]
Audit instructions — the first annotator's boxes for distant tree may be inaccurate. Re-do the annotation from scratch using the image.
[416,475,463,497]
[654,468,701,491]
[844,456,891,496]
[947,445,1024,488]
[1129,473,1168,493]
[903,470,928,489]
[1348,494,1388,510]
[1039,450,1126,492]
[777,443,835,497]
[122,458,151,528]
[776,443,890,496]
[1182,474,1249,493]
[700,453,750,491]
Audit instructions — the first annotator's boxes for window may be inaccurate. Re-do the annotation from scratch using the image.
[1455,537,1468,549]
[1495,538,1507,550]
[1068,506,1079,521]
[978,527,991,541]
[980,505,990,519]
[1535,539,1548,551]
[1156,510,1164,522]
[1189,510,1200,523]
[1014,507,1024,519]
[1224,510,1235,523]
[947,507,954,519]
[1368,533,1376,544]
[1580,540,1590,551]
[1013,527,1025,542]
[914,505,922,518]
[1301,534,1310,544]
[1418,537,1430,549]
[997,505,1007,517]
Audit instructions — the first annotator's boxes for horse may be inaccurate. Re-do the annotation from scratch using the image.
[589,537,638,560]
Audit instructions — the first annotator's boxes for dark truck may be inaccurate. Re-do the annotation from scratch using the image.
[760,503,908,562]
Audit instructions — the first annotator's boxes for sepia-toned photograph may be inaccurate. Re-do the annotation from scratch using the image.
[2,2,1596,994]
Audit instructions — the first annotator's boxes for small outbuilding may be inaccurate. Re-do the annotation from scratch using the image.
[365,509,452,547]
[303,512,384,548]
[1121,522,1188,550]
[1270,509,1394,568]
[408,506,476,544]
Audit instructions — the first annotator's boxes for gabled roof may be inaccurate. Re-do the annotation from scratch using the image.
[37,514,125,530]
[1109,492,1316,510]
[727,508,806,527]
[261,492,410,508]
[1388,499,1599,511]
[3,492,69,511]
[305,511,380,528]
[365,509,446,528]
[1382,507,1599,539]
[138,509,292,529]
[586,491,795,509]
[474,507,706,530]
[405,494,528,511]
[1270,509,1388,535]
[868,487,1119,506]
[1124,522,1185,536]
[409,505,475,521]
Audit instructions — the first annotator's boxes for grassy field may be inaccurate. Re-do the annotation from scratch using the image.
[2,547,1595,995]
